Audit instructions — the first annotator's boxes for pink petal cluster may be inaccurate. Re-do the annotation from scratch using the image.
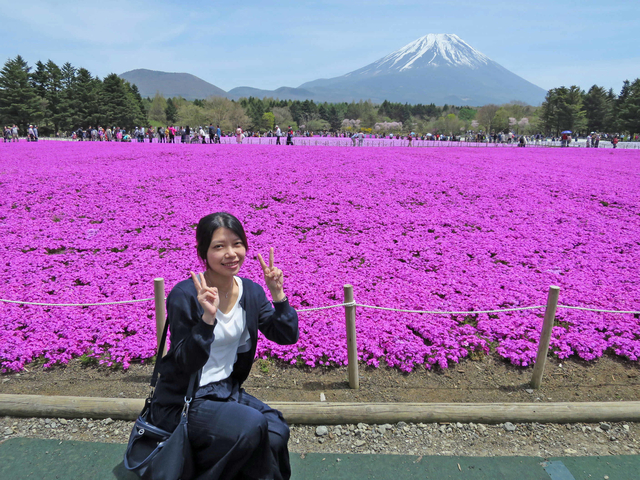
[0,142,638,373]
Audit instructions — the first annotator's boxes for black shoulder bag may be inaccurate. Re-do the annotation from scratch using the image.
[124,319,197,480]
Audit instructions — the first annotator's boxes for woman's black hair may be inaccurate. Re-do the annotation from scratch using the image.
[196,212,249,268]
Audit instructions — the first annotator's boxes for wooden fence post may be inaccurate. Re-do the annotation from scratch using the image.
[154,278,167,357]
[344,285,359,389]
[530,286,561,389]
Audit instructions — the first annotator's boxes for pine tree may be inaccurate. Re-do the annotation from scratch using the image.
[31,61,48,99]
[0,55,41,132]
[73,68,100,128]
[58,62,77,131]
[539,86,586,135]
[583,85,612,133]
[123,81,147,129]
[617,78,640,135]
[165,98,178,123]
[327,105,342,132]
[247,98,265,130]
[129,83,147,120]
[318,103,329,122]
[44,60,63,135]
[101,73,144,129]
[612,80,631,132]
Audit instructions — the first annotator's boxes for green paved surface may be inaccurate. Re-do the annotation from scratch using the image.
[1,438,638,479]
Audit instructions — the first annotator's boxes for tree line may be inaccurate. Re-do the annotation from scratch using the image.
[1,55,638,138]
[538,81,640,136]
[0,56,146,135]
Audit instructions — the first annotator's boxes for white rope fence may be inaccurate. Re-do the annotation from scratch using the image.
[0,298,155,307]
[1,298,638,315]
[2,281,639,390]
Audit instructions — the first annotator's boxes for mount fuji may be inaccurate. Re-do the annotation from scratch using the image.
[296,34,546,105]
[123,34,546,106]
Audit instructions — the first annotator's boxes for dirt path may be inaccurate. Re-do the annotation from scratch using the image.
[2,354,638,405]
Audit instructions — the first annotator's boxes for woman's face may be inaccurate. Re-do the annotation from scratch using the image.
[206,227,246,277]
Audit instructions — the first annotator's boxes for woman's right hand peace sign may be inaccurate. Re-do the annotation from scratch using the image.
[191,271,218,325]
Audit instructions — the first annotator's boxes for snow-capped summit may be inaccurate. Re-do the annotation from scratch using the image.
[363,34,490,74]
[299,33,546,106]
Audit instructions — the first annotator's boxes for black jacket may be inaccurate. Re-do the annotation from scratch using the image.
[151,277,298,425]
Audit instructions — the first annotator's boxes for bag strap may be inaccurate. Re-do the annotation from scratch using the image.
[150,318,170,388]
[150,318,199,400]
[185,370,198,401]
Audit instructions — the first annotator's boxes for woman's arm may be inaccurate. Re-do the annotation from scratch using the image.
[165,284,215,374]
[256,285,299,345]
[255,247,299,344]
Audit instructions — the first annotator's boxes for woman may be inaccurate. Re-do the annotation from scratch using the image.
[236,125,243,144]
[151,212,298,480]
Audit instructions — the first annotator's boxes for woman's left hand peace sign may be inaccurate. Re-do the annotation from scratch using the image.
[257,247,285,301]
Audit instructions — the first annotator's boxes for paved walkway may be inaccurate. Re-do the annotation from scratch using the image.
[1,437,638,479]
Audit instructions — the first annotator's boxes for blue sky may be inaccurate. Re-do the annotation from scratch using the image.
[1,0,637,95]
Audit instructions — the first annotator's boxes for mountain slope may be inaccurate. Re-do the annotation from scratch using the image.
[119,69,227,100]
[226,86,319,101]
[299,34,546,105]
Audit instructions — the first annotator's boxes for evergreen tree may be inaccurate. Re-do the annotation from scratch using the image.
[399,104,412,125]
[458,107,477,122]
[583,85,612,133]
[539,86,586,135]
[101,73,145,129]
[165,98,178,123]
[345,101,360,120]
[72,68,101,128]
[31,60,48,99]
[37,60,63,135]
[124,81,147,128]
[129,83,147,119]
[58,62,77,131]
[300,99,318,125]
[0,55,41,132]
[289,101,303,125]
[318,103,329,122]
[617,78,640,135]
[247,98,265,130]
[612,80,631,132]
[327,105,342,132]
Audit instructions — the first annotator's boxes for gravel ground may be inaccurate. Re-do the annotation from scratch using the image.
[2,416,638,458]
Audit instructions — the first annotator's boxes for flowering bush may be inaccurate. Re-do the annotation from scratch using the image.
[0,141,638,372]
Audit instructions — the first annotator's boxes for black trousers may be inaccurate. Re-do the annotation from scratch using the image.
[153,390,290,480]
[276,136,281,145]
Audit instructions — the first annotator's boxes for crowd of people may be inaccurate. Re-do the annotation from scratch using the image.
[62,124,299,145]
[3,125,29,142]
[4,123,632,148]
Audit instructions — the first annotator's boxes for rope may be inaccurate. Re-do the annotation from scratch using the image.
[557,305,640,314]
[2,298,638,315]
[296,303,355,312]
[353,304,545,315]
[0,298,155,307]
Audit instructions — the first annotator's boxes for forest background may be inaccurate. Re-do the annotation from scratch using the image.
[1,56,639,138]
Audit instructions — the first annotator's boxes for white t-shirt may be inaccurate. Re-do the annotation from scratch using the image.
[199,276,251,386]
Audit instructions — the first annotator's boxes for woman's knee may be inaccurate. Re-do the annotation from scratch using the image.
[238,411,269,450]
[268,417,290,452]
[269,427,289,453]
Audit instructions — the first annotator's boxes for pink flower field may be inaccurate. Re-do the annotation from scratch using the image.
[0,142,638,373]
